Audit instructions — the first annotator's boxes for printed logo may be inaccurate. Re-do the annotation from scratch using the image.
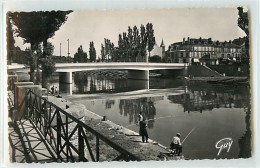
[215,138,233,156]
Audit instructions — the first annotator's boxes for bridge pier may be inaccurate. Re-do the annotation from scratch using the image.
[127,70,149,90]
[59,72,73,95]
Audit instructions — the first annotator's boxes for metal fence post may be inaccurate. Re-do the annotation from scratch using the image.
[56,112,61,159]
[78,126,85,161]
[96,136,99,162]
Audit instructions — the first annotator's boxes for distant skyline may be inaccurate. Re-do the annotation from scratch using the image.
[14,8,246,57]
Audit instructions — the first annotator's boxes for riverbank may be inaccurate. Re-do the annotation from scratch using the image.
[64,88,185,100]
[187,76,249,85]
[47,95,186,161]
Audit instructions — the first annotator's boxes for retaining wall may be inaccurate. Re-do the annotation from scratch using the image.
[188,65,222,77]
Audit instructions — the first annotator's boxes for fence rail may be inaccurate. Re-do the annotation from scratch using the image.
[24,89,140,162]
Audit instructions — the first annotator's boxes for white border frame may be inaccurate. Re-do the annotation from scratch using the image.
[1,0,259,167]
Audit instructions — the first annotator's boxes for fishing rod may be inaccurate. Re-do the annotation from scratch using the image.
[125,115,184,128]
[182,127,195,144]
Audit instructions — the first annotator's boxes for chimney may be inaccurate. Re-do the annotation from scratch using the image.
[183,38,185,44]
[188,37,190,44]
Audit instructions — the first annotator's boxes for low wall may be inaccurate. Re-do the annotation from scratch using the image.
[207,64,250,76]
[188,65,222,77]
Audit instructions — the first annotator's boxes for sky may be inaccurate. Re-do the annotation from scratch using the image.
[14,8,246,57]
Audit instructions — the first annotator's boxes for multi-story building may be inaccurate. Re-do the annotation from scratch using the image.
[165,37,243,65]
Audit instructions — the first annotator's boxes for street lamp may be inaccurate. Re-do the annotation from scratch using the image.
[60,43,62,57]
[67,39,70,57]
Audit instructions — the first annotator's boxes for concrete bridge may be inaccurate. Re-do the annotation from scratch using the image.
[8,62,188,94]
[55,62,188,94]
[55,62,187,71]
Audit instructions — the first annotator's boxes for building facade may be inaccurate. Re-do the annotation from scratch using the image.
[166,37,243,65]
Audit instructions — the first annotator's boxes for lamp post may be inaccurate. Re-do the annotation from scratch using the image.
[67,39,70,57]
[60,43,62,57]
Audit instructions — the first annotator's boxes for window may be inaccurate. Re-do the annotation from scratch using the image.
[186,53,189,58]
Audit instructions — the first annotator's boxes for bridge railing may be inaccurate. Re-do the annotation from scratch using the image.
[24,89,140,162]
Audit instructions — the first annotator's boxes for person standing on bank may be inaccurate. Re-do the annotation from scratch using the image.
[51,85,54,95]
[138,112,144,135]
[170,133,182,155]
[55,87,58,95]
[138,112,144,124]
[140,120,149,143]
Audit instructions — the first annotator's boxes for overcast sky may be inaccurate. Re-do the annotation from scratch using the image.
[14,8,246,57]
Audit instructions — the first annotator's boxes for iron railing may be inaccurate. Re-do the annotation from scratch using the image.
[23,89,140,162]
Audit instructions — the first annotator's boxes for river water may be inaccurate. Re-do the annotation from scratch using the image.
[49,70,251,160]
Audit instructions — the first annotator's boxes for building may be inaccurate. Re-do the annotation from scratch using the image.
[165,37,243,65]
[147,39,165,58]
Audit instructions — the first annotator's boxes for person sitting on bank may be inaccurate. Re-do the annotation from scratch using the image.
[140,120,149,143]
[170,133,182,156]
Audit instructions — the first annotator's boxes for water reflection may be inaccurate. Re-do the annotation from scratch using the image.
[88,82,251,159]
[105,100,115,109]
[50,71,251,159]
[168,84,250,113]
[119,97,158,128]
[238,90,251,158]
[73,71,146,93]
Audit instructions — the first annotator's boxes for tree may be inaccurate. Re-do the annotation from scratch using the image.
[11,10,72,87]
[39,42,56,86]
[237,7,249,63]
[132,25,141,62]
[74,45,88,63]
[140,24,147,61]
[146,23,155,61]
[150,55,162,63]
[237,7,249,36]
[101,44,105,62]
[6,12,15,65]
[102,38,114,61]
[89,41,96,62]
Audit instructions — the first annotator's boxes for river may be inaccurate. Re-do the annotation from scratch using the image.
[49,70,251,160]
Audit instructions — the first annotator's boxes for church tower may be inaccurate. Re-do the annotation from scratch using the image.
[160,39,165,58]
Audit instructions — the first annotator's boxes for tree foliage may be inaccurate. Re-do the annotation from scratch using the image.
[150,55,162,63]
[101,22,156,62]
[146,23,156,59]
[74,45,88,63]
[237,7,249,62]
[6,12,15,65]
[237,7,249,36]
[39,42,56,76]
[11,10,72,86]
[11,11,72,46]
[101,38,114,62]
[89,41,96,62]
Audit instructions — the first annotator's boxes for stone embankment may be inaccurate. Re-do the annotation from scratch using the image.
[49,95,185,161]
[187,65,249,85]
[188,76,249,85]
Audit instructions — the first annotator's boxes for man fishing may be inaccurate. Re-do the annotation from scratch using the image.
[139,120,149,143]
[170,133,182,156]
